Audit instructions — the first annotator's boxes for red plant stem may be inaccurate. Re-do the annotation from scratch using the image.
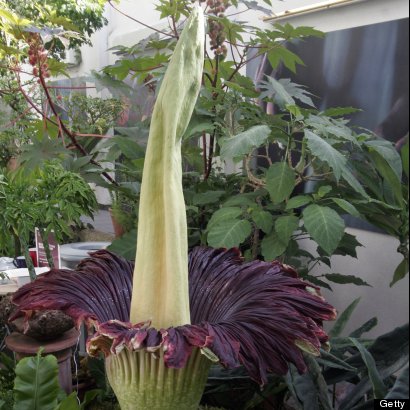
[74,133,112,138]
[0,64,35,76]
[205,133,215,179]
[203,54,221,179]
[0,106,34,129]
[46,85,97,90]
[38,74,118,185]
[14,67,117,186]
[202,131,207,177]
[171,14,180,40]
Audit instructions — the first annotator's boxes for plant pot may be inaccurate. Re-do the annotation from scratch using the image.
[5,328,80,394]
[109,208,126,238]
[6,156,19,171]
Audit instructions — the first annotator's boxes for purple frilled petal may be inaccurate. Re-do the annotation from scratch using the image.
[185,247,336,384]
[11,247,336,385]
[10,250,133,326]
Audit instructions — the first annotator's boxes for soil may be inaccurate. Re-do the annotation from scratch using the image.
[0,294,15,327]
[0,294,74,341]
[12,311,74,341]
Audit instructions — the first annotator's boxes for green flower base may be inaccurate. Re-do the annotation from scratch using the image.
[106,348,211,410]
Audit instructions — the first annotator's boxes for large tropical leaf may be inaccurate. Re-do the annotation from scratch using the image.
[350,338,387,399]
[286,354,333,410]
[220,125,271,160]
[329,298,361,338]
[325,323,409,386]
[259,76,315,108]
[385,365,409,399]
[365,139,402,179]
[261,231,288,260]
[13,350,60,410]
[305,130,347,181]
[207,219,252,248]
[266,162,296,204]
[303,205,345,255]
[275,215,299,247]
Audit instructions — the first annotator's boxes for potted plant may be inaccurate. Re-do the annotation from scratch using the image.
[10,7,337,409]
[0,162,98,340]
[1,0,408,408]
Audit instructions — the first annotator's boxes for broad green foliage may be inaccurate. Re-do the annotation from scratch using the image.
[303,205,345,256]
[220,125,271,161]
[0,163,97,262]
[1,0,107,53]
[1,0,406,288]
[13,350,60,410]
[266,162,296,204]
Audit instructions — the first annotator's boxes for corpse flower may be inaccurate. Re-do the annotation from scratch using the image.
[12,5,336,410]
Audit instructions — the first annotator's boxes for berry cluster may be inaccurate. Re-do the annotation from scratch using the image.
[201,0,229,56]
[27,34,50,79]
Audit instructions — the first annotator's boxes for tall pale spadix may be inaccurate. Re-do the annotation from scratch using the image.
[131,5,205,329]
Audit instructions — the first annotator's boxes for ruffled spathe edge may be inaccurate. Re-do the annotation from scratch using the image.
[11,248,336,385]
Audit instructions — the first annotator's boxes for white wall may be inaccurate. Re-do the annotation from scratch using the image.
[301,229,409,338]
[268,0,409,32]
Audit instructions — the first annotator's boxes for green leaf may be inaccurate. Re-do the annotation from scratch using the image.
[401,138,409,179]
[317,185,332,198]
[267,47,304,73]
[331,198,361,218]
[223,194,257,207]
[207,219,252,248]
[275,215,299,246]
[385,365,409,399]
[55,392,80,410]
[193,190,225,206]
[13,350,60,410]
[80,390,100,410]
[329,298,361,338]
[47,59,69,77]
[251,210,274,234]
[220,125,271,160]
[207,207,243,229]
[266,162,296,204]
[350,338,388,399]
[330,324,409,398]
[369,150,404,205]
[183,114,214,139]
[224,80,259,98]
[365,139,402,180]
[332,233,363,258]
[323,107,362,117]
[286,195,312,210]
[110,136,144,160]
[261,231,287,260]
[349,317,378,338]
[303,204,345,255]
[305,130,347,181]
[107,229,136,261]
[258,76,294,108]
[342,168,369,198]
[286,355,333,410]
[317,350,358,372]
[325,273,370,287]
[390,258,409,287]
